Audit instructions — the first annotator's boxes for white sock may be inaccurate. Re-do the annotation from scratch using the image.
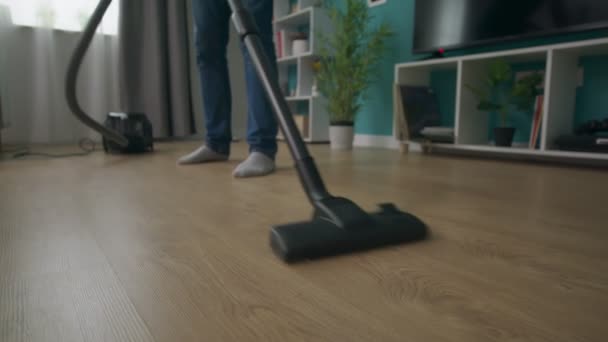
[232,152,275,178]
[177,145,228,165]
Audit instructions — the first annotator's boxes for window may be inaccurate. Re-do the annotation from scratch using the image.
[0,0,119,35]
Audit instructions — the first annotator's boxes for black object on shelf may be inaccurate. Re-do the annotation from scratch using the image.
[419,126,455,143]
[555,134,608,153]
[555,118,608,153]
[397,85,442,139]
[494,127,516,147]
[575,118,608,135]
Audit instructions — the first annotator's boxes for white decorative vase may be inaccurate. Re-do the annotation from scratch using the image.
[292,39,309,56]
[329,125,354,150]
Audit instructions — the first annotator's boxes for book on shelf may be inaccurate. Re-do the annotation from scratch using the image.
[394,84,442,141]
[394,84,410,144]
[275,29,295,59]
[529,95,544,149]
[275,30,283,58]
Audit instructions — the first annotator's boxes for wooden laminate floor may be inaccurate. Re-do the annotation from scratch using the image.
[1,142,607,342]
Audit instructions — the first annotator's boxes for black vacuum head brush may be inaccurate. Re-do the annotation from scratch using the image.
[270,198,428,263]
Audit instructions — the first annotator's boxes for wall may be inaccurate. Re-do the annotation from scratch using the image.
[575,56,608,127]
[355,0,416,136]
[357,0,608,138]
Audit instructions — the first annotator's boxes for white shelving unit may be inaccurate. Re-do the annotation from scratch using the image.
[394,37,608,165]
[273,0,331,143]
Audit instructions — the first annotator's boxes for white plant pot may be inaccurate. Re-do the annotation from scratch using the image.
[329,125,354,150]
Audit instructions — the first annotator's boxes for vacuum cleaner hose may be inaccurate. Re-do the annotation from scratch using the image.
[65,0,128,147]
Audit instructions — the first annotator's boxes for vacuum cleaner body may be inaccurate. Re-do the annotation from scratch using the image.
[102,112,153,154]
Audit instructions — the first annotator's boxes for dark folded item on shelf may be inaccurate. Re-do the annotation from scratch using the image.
[398,86,441,139]
[420,126,455,143]
[555,134,608,153]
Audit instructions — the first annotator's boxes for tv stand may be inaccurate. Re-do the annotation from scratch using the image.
[420,49,446,61]
[394,37,608,166]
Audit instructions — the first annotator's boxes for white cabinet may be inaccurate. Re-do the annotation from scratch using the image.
[273,0,331,142]
[394,37,608,164]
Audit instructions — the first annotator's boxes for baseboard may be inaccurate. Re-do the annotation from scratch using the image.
[353,134,402,150]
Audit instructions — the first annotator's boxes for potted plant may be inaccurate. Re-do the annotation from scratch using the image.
[315,0,392,150]
[466,59,543,147]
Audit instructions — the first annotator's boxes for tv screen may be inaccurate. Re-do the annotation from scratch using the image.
[414,0,608,53]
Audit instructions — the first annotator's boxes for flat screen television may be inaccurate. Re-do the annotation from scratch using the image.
[413,0,608,53]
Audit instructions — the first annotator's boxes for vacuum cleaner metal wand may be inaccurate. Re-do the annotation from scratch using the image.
[230,0,330,203]
[228,0,428,263]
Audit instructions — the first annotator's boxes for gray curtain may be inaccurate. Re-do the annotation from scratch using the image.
[0,4,12,131]
[0,6,119,145]
[119,0,196,138]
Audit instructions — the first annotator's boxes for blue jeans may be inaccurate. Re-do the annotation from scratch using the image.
[192,0,278,159]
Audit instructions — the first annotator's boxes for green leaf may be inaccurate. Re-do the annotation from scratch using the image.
[313,0,392,123]
[510,72,543,112]
[487,59,512,86]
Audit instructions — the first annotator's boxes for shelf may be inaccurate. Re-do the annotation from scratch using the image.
[464,50,548,64]
[544,150,608,161]
[427,143,608,161]
[273,0,331,144]
[395,37,608,166]
[277,52,313,64]
[433,143,541,155]
[286,95,316,101]
[552,38,608,56]
[273,7,312,27]
[278,55,299,64]
[395,58,460,70]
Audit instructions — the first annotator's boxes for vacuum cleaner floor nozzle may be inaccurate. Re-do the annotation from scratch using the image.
[270,203,428,263]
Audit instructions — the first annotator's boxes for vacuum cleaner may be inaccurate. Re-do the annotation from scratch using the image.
[65,0,153,154]
[70,0,428,264]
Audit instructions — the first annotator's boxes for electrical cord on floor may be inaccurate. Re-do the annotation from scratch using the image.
[10,138,98,159]
[0,144,29,159]
[0,146,28,154]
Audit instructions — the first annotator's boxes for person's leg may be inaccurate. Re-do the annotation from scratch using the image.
[244,0,279,158]
[179,0,232,164]
[232,0,278,177]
